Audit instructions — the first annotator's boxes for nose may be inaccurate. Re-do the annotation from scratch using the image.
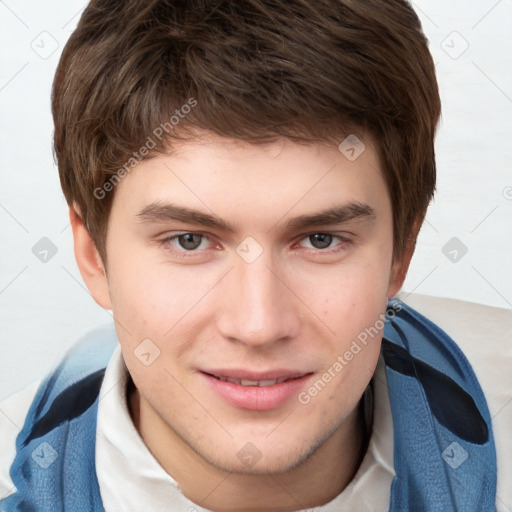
[216,252,301,348]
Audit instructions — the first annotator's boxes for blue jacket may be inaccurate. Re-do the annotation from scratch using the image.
[0,301,497,511]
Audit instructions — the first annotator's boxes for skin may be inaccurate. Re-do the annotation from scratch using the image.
[71,131,415,512]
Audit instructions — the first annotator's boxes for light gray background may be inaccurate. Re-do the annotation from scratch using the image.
[1,0,511,399]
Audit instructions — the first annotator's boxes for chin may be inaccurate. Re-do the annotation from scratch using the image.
[202,429,329,476]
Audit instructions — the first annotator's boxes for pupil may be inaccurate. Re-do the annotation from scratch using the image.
[179,234,202,250]
[310,233,332,249]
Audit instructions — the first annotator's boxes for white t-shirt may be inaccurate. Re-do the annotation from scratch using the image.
[1,293,511,511]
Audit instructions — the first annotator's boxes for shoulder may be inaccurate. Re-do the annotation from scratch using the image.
[398,292,512,329]
[398,293,512,509]
[397,293,512,367]
[396,292,512,397]
[0,379,41,501]
[0,323,118,504]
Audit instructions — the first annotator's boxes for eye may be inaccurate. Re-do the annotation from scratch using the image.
[298,233,350,251]
[164,233,211,251]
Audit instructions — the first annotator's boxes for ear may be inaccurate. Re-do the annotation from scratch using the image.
[387,218,422,299]
[69,207,112,310]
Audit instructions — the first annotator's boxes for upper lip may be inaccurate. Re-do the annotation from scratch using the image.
[202,369,312,381]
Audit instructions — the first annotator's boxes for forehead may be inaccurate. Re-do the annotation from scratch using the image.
[111,133,388,226]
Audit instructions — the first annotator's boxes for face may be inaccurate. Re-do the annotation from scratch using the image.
[96,132,404,475]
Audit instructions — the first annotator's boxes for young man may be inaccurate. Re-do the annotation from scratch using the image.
[1,0,510,511]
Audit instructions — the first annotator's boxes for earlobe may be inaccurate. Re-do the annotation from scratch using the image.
[388,217,424,298]
[387,256,410,299]
[387,237,417,299]
[69,207,112,310]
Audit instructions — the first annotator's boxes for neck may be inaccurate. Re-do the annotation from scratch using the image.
[128,381,368,512]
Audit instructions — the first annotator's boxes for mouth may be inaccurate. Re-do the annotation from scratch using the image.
[205,373,306,387]
[200,370,314,411]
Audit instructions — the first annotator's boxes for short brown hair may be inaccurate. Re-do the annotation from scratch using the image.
[52,0,441,264]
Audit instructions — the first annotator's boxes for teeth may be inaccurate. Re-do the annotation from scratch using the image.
[240,379,261,386]
[217,377,284,386]
[258,379,278,387]
[213,374,302,386]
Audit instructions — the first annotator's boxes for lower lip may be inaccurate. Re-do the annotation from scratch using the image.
[202,373,313,411]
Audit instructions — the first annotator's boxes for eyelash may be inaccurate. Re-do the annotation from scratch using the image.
[158,232,353,258]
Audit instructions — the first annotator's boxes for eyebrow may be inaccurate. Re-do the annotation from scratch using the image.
[136,201,376,232]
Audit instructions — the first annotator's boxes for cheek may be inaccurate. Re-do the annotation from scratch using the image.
[304,255,390,398]
[106,244,198,337]
[315,254,391,336]
[105,247,219,379]
[305,280,385,423]
[108,269,165,334]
